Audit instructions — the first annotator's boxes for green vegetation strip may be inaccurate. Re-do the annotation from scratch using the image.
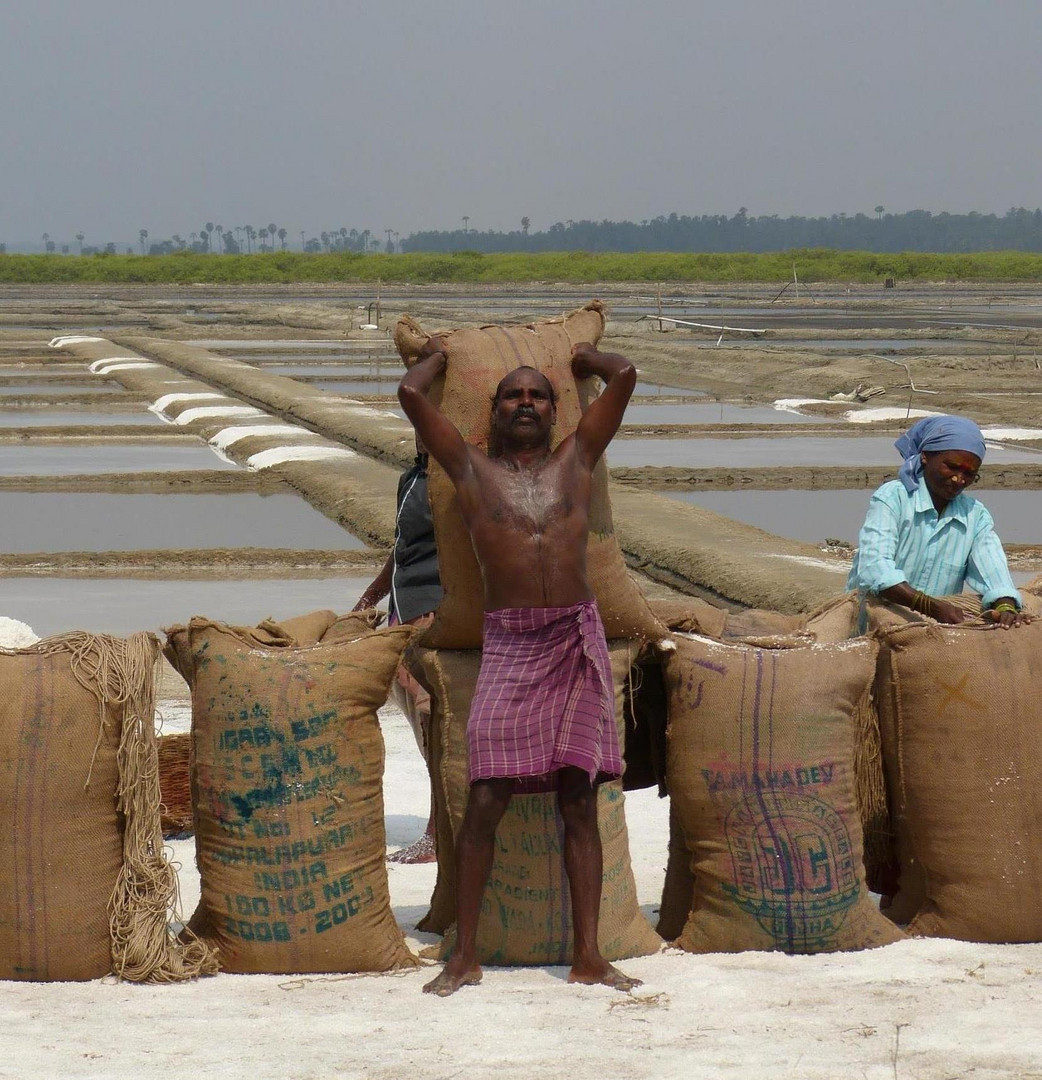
[5,250,1042,284]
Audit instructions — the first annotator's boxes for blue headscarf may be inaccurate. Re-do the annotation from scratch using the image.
[895,415,987,494]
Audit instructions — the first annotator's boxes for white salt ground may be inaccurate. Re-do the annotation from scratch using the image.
[2,703,1040,1078]
[0,617,39,648]
[844,407,940,424]
[245,445,357,470]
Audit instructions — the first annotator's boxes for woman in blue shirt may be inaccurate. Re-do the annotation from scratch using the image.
[847,415,1030,629]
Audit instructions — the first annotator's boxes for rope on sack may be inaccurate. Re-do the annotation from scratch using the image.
[30,632,219,982]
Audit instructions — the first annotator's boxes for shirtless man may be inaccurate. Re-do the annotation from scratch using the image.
[398,336,641,997]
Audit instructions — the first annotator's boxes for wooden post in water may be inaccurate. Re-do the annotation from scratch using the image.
[376,279,381,327]
[656,285,663,332]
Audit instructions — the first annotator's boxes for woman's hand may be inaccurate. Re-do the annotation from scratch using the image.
[929,598,970,625]
[983,602,1033,629]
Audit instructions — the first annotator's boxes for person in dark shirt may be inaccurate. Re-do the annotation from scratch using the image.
[355,440,443,863]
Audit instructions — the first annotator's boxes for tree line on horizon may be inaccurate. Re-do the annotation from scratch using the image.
[403,207,1042,254]
[7,207,1042,258]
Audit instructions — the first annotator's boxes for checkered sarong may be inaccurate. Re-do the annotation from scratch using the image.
[467,600,621,792]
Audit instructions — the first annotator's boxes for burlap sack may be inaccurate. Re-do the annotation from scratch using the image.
[158,732,193,837]
[165,616,418,973]
[864,593,983,633]
[394,303,665,649]
[648,593,857,646]
[875,620,1042,941]
[656,804,693,940]
[415,641,662,963]
[0,633,216,982]
[664,633,903,953]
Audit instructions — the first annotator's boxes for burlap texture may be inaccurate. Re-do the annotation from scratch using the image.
[394,304,665,649]
[158,732,193,837]
[648,593,857,647]
[415,641,662,964]
[656,804,693,941]
[875,620,1042,941]
[167,617,418,973]
[0,643,125,980]
[0,633,214,983]
[663,633,903,954]
[865,593,984,634]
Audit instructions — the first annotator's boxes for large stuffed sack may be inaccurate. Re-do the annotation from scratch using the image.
[644,593,890,932]
[415,641,662,963]
[164,613,417,974]
[663,632,903,954]
[0,632,216,982]
[875,619,1042,941]
[394,303,665,649]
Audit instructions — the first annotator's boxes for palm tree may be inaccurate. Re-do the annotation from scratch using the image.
[277,227,287,250]
[139,228,148,254]
[215,224,224,253]
[75,232,85,254]
[875,205,885,221]
[267,223,277,250]
[259,227,269,251]
[205,222,214,251]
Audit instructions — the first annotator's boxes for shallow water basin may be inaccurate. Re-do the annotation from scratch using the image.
[634,381,706,397]
[623,402,820,426]
[0,409,163,427]
[0,382,123,395]
[3,575,373,638]
[309,378,400,395]
[0,441,234,475]
[0,491,364,552]
[760,338,990,352]
[607,436,1042,469]
[259,362,402,377]
[663,488,1042,545]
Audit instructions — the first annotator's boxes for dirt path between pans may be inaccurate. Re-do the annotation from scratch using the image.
[0,549,381,577]
[0,470,284,493]
[610,463,1042,490]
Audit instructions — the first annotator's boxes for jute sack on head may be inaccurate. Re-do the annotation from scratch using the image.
[664,633,903,953]
[164,614,417,974]
[415,641,662,963]
[874,619,1042,941]
[394,303,666,649]
[0,632,216,982]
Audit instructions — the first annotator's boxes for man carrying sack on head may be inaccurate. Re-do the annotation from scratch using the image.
[398,335,641,998]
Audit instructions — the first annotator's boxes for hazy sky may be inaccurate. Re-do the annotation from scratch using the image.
[2,0,1040,245]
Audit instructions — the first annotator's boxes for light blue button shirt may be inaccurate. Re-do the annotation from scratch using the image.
[846,478,1021,608]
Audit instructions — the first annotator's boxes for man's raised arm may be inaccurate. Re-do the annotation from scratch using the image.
[571,342,637,467]
[398,338,470,482]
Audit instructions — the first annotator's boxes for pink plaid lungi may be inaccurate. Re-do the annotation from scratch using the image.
[467,600,622,792]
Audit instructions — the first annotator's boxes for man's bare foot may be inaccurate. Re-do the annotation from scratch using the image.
[568,961,642,991]
[422,961,483,997]
[388,832,436,865]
